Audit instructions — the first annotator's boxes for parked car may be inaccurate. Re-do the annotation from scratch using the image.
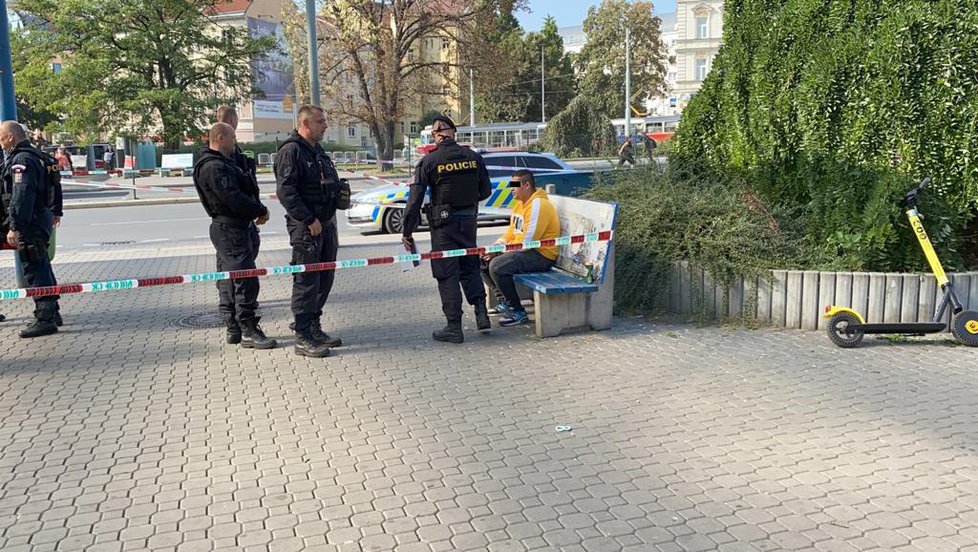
[346,152,577,234]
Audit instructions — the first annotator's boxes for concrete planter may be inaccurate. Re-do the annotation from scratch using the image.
[667,263,978,329]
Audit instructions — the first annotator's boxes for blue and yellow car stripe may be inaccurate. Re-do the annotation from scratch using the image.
[363,179,518,224]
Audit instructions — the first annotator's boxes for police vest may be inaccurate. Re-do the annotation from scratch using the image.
[431,145,482,207]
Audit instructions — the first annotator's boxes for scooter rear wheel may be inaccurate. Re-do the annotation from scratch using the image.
[951,310,978,347]
[827,312,864,348]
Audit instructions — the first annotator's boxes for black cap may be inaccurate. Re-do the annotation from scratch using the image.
[431,114,457,132]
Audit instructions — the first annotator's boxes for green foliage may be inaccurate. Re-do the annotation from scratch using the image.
[674,0,977,272]
[474,16,576,123]
[539,96,617,157]
[576,0,667,118]
[12,0,276,150]
[585,166,808,314]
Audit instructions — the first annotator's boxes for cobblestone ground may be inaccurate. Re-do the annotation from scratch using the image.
[1,238,977,552]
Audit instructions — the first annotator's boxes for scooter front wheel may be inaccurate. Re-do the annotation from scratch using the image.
[951,310,978,347]
[827,312,864,348]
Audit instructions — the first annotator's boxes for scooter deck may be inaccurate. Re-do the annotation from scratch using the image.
[852,322,946,334]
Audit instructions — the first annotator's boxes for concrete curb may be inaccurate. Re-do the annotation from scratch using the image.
[64,196,202,210]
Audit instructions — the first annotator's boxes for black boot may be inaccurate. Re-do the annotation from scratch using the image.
[54,304,63,327]
[433,321,464,344]
[474,303,491,333]
[225,317,242,345]
[241,319,277,349]
[21,306,58,338]
[311,320,342,347]
[294,330,331,357]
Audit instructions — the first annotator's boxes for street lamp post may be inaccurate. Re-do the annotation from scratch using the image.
[624,27,632,140]
[305,0,321,106]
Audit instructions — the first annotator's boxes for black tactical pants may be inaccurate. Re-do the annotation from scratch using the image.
[430,215,485,323]
[288,216,338,333]
[19,237,57,320]
[210,222,260,325]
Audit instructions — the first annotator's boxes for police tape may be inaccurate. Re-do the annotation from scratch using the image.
[0,231,613,301]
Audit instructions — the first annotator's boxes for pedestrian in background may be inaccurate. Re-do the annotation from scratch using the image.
[275,105,350,358]
[401,115,492,343]
[617,137,635,168]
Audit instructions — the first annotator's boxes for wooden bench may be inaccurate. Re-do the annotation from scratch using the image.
[509,195,618,338]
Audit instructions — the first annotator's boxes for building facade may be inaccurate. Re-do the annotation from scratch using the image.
[210,0,297,143]
[673,0,724,111]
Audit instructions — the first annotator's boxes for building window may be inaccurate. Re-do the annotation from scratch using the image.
[348,123,356,137]
[410,121,418,134]
[669,97,677,107]
[667,71,677,82]
[695,58,708,81]
[400,122,405,134]
[696,16,708,39]
[408,48,415,62]
[442,38,450,50]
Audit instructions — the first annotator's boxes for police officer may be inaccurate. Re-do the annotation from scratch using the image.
[215,105,261,261]
[275,105,350,358]
[193,122,276,349]
[402,115,492,343]
[0,121,61,338]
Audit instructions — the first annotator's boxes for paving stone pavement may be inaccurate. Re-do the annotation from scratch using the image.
[1,238,977,552]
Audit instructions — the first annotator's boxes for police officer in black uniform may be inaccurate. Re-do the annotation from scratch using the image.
[275,105,350,358]
[193,122,276,349]
[0,121,61,337]
[215,106,261,261]
[402,115,492,343]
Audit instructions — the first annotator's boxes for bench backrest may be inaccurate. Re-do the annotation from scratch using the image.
[549,195,618,284]
[161,153,193,169]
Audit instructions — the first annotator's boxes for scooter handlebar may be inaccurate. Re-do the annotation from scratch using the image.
[901,177,931,208]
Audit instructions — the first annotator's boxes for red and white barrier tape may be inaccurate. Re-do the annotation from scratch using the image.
[0,231,612,301]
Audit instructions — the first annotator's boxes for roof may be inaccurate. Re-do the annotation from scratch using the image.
[208,0,253,15]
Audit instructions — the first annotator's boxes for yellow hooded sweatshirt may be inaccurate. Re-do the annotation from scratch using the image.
[499,188,560,260]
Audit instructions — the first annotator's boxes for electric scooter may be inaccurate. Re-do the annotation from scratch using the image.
[824,177,978,348]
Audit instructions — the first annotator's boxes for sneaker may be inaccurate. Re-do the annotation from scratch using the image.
[241,323,277,349]
[20,319,58,338]
[311,320,342,347]
[498,309,530,327]
[489,301,511,316]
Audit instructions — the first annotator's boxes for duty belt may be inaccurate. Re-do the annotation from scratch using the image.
[212,215,252,228]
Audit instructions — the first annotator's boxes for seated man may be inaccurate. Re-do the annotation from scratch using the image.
[481,169,560,327]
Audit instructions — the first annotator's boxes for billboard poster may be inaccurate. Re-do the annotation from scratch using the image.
[248,17,294,103]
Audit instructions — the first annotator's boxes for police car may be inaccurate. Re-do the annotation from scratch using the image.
[346,152,576,234]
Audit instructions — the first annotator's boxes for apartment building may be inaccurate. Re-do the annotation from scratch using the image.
[673,0,724,111]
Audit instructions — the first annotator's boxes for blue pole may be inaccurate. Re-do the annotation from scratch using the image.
[0,0,17,120]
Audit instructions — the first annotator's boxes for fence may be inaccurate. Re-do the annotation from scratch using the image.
[667,263,978,330]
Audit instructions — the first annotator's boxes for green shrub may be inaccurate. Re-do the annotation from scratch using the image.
[674,0,977,272]
[585,166,808,314]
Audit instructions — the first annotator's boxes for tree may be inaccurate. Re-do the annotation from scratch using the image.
[539,95,616,158]
[281,0,311,107]
[475,16,576,124]
[12,0,276,149]
[310,0,521,169]
[575,0,666,118]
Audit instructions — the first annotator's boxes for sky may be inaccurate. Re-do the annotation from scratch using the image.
[516,0,678,31]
